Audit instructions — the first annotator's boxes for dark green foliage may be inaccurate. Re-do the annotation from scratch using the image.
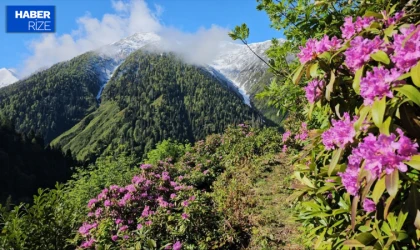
[52,51,263,163]
[0,52,106,143]
[0,185,78,250]
[0,116,75,204]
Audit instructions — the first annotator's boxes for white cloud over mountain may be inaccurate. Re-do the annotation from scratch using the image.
[21,0,231,76]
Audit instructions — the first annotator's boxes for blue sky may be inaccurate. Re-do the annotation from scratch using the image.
[0,0,282,75]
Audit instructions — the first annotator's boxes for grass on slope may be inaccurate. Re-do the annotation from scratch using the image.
[51,102,124,162]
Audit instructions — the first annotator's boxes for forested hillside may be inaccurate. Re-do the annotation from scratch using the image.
[0,52,107,143]
[52,51,263,163]
[0,116,75,203]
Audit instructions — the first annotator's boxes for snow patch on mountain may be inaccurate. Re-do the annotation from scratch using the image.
[209,41,273,104]
[94,32,274,106]
[98,32,161,59]
[0,68,19,88]
[96,61,123,100]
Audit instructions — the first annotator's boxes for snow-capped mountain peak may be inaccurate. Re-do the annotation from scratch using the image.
[95,32,275,106]
[0,68,19,89]
[98,32,161,59]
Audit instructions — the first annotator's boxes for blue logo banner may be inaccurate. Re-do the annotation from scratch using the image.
[6,6,55,33]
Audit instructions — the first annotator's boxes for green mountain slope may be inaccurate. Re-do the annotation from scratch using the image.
[0,52,108,143]
[51,50,263,162]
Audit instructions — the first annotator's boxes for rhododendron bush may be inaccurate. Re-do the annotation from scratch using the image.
[290,5,420,249]
[75,161,227,249]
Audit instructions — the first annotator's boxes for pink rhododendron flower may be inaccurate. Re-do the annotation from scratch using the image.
[182,200,189,207]
[81,238,95,248]
[363,198,376,213]
[181,213,189,219]
[87,198,97,209]
[297,36,342,64]
[339,130,418,196]
[360,67,402,105]
[282,130,291,142]
[304,79,325,103]
[338,164,360,196]
[78,223,97,236]
[162,171,171,181]
[282,145,287,153]
[344,36,383,72]
[383,10,404,26]
[341,16,374,39]
[111,235,118,241]
[173,241,182,250]
[322,113,357,150]
[392,24,420,72]
[140,164,152,170]
[104,200,112,207]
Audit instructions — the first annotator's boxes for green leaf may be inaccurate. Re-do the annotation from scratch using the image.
[370,50,390,64]
[384,196,394,219]
[415,210,420,229]
[395,85,420,107]
[343,239,365,247]
[351,195,360,230]
[372,97,386,127]
[353,66,364,94]
[310,63,319,78]
[411,61,420,88]
[356,232,375,245]
[385,170,399,197]
[384,24,396,37]
[314,228,326,249]
[398,72,411,80]
[293,64,305,84]
[364,11,383,18]
[354,105,371,131]
[379,116,391,135]
[371,176,386,203]
[397,210,408,231]
[405,155,420,170]
[328,148,343,176]
[325,71,335,101]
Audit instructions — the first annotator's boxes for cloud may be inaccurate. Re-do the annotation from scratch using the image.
[20,0,232,76]
[159,25,231,65]
[22,0,161,75]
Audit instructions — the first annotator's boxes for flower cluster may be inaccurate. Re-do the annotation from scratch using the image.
[360,67,403,105]
[322,113,357,150]
[341,16,375,39]
[392,24,420,72]
[344,36,383,72]
[282,130,291,143]
[339,129,418,195]
[304,78,325,103]
[293,122,309,141]
[297,35,342,64]
[78,162,199,249]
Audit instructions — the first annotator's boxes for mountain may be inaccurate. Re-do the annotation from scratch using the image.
[0,53,107,143]
[0,68,19,88]
[51,50,262,162]
[95,33,273,107]
[210,41,272,99]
